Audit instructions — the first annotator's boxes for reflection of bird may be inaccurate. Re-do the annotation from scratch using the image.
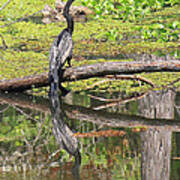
[50,90,79,156]
[49,0,74,95]
[49,86,81,179]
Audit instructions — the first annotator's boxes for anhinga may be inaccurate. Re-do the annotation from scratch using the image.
[49,87,81,180]
[49,0,74,95]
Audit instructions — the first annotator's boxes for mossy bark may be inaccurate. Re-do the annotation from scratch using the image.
[0,60,180,92]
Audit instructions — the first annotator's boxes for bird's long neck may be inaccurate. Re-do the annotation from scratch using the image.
[63,0,74,35]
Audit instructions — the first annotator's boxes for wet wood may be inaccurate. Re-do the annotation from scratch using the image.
[141,129,171,180]
[0,73,49,92]
[64,104,180,131]
[139,89,175,119]
[0,60,180,92]
[104,75,155,87]
[0,92,50,113]
[140,90,173,179]
[1,92,180,131]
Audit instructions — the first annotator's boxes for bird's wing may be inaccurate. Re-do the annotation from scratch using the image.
[56,30,73,67]
[49,30,73,80]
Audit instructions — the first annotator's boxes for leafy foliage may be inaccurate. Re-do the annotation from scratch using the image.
[81,0,180,42]
[0,101,142,179]
[0,0,180,96]
[138,21,180,42]
[82,0,179,20]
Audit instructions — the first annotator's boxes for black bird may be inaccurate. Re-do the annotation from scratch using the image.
[49,0,74,95]
[49,88,81,179]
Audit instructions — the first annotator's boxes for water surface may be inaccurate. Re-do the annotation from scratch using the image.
[0,89,180,179]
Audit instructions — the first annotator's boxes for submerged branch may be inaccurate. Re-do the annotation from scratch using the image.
[92,92,147,110]
[0,60,180,92]
[104,75,155,87]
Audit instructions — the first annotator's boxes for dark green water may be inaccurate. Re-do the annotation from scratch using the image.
[0,89,180,180]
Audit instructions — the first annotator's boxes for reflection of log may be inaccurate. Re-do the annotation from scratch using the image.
[140,90,173,180]
[1,92,180,131]
[65,105,180,131]
[0,93,50,113]
[139,89,175,119]
[0,60,180,92]
[141,129,171,180]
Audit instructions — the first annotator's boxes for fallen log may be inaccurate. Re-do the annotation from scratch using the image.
[0,73,49,92]
[0,60,180,92]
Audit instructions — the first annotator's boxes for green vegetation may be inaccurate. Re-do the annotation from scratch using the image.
[0,0,180,96]
[0,101,142,179]
[0,1,180,179]
[82,0,180,41]
[0,93,179,179]
[82,0,179,20]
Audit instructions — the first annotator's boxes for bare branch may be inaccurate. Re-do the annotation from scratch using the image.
[0,104,9,113]
[33,119,44,146]
[164,77,180,88]
[0,0,11,11]
[93,92,147,110]
[21,129,32,148]
[13,105,38,122]
[104,75,155,87]
[85,79,112,91]
[0,34,8,49]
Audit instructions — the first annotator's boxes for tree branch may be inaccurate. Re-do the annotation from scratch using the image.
[0,34,8,49]
[0,60,180,92]
[0,0,11,11]
[104,75,155,87]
